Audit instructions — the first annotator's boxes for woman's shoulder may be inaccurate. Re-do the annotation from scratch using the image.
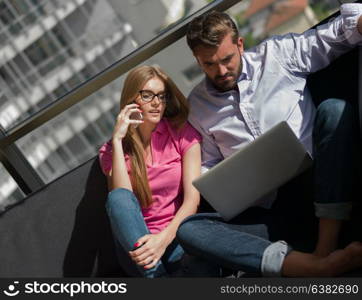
[98,139,130,164]
[99,139,113,154]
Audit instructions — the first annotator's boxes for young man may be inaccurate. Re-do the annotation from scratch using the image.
[177,4,362,276]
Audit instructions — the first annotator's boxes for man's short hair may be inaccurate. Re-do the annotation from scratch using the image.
[186,11,239,52]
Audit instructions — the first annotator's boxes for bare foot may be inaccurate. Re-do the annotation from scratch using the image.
[282,242,362,277]
[324,242,362,276]
[282,251,326,277]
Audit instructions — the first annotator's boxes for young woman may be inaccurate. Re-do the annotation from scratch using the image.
[98,65,202,277]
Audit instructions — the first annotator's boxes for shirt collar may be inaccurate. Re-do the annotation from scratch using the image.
[238,55,250,82]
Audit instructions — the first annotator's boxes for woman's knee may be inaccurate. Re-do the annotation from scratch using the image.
[106,188,139,212]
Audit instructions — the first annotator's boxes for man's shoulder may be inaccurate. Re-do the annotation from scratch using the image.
[245,34,292,55]
[189,77,206,97]
[243,33,300,69]
[188,77,209,108]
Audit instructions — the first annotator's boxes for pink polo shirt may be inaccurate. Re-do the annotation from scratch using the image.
[98,119,201,234]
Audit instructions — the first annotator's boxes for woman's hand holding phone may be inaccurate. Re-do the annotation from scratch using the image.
[129,110,143,128]
[112,103,143,142]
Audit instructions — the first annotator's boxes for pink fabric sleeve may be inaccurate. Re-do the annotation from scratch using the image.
[178,122,202,156]
[98,140,113,175]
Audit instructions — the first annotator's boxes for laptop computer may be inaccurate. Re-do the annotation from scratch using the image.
[192,121,313,221]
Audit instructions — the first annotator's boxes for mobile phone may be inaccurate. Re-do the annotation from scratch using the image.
[130,111,143,128]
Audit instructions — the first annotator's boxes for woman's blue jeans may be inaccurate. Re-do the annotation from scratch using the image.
[106,188,184,277]
[177,98,357,277]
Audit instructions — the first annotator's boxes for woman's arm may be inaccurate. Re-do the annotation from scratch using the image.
[109,141,132,191]
[107,103,143,191]
[129,143,201,268]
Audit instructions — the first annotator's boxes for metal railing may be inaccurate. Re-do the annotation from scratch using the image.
[0,0,241,194]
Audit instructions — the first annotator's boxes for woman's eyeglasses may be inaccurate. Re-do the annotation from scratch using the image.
[139,90,169,103]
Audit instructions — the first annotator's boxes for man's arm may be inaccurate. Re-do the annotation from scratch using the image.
[273,3,362,75]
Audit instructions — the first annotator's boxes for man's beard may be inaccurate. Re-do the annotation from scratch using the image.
[209,56,242,92]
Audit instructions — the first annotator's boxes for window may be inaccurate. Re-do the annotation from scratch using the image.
[94,115,112,137]
[55,147,72,166]
[25,34,59,68]
[65,135,88,161]
[52,25,72,49]
[0,63,24,94]
[82,123,104,148]
[0,2,22,35]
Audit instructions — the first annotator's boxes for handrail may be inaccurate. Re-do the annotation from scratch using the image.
[0,0,241,150]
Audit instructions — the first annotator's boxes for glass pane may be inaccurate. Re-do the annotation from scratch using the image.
[13,10,213,185]
[0,163,25,213]
[1,0,209,131]
[15,77,124,184]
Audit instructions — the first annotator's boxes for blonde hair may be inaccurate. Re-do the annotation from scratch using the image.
[120,65,189,208]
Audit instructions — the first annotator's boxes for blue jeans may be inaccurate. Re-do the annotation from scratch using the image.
[106,188,184,277]
[312,99,355,220]
[177,98,357,277]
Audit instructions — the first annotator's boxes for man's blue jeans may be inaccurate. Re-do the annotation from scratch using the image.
[106,188,184,277]
[177,98,357,277]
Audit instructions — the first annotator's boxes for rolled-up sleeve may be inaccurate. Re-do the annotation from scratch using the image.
[272,3,362,75]
[341,3,362,44]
